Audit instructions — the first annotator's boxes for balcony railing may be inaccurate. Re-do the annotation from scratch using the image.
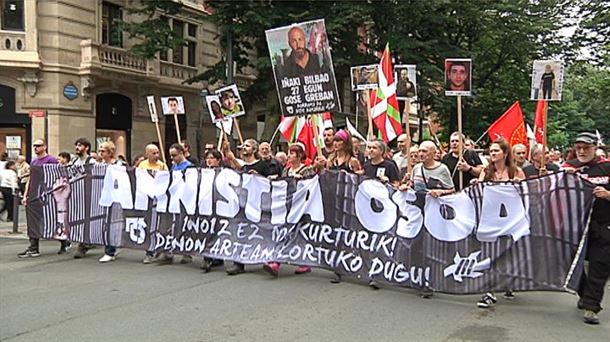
[99,45,147,72]
[80,39,151,77]
[79,40,256,89]
[159,61,198,81]
[0,31,26,51]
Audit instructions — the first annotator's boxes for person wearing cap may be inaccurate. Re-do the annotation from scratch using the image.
[563,132,610,325]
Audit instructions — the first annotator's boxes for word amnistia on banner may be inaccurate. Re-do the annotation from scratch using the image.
[99,166,532,244]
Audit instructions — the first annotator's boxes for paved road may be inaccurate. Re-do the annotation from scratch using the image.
[0,237,608,342]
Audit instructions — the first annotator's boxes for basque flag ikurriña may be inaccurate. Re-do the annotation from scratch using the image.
[370,44,402,143]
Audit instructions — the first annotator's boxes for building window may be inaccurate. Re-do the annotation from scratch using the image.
[102,2,122,47]
[186,23,197,67]
[160,19,196,67]
[187,41,196,67]
[187,23,197,38]
[172,19,184,64]
[1,0,24,31]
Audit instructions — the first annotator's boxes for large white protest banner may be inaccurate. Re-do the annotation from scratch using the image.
[27,166,593,294]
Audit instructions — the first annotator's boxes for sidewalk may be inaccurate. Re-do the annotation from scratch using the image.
[0,204,28,239]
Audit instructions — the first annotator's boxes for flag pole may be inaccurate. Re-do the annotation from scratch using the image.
[233,118,244,145]
[173,112,182,143]
[403,99,412,180]
[155,121,166,163]
[217,128,224,152]
[355,91,359,131]
[539,101,548,175]
[404,99,411,139]
[269,123,281,145]
[366,89,374,140]
[457,95,464,190]
[311,114,323,157]
[473,125,492,145]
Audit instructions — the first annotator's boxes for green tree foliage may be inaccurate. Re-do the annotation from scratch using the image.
[119,0,185,59]
[369,0,573,142]
[571,0,609,66]
[548,62,610,148]
[121,0,608,145]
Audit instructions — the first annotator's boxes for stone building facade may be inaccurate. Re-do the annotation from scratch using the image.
[0,0,256,162]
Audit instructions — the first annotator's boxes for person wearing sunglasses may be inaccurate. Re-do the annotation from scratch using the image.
[18,139,70,258]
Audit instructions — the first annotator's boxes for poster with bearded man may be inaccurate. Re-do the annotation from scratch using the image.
[266,19,341,117]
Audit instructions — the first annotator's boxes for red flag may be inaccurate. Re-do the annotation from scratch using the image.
[533,100,546,143]
[279,116,317,160]
[297,118,318,161]
[487,101,528,147]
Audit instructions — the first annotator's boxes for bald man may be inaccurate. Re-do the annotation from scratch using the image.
[138,144,168,264]
[284,26,321,77]
[138,144,168,171]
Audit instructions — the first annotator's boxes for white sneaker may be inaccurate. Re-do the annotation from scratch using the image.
[99,254,116,263]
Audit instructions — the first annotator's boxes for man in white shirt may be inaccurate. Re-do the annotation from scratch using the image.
[0,161,19,222]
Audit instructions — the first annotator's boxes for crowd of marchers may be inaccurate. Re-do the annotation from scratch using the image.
[7,128,609,325]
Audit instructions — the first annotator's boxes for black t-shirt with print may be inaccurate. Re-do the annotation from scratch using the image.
[242,159,271,177]
[363,159,400,183]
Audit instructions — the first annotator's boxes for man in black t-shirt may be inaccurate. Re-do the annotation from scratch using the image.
[523,143,559,178]
[226,138,270,276]
[363,139,400,187]
[563,132,610,325]
[239,139,271,177]
[441,132,483,191]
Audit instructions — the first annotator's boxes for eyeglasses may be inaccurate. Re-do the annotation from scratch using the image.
[33,144,43,148]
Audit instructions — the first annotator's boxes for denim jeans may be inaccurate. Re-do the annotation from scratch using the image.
[104,245,116,256]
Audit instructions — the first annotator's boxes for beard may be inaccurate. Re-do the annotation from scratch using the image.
[294,48,307,59]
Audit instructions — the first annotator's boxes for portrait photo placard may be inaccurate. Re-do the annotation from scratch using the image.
[214,84,246,119]
[444,58,472,96]
[146,95,158,123]
[160,96,185,115]
[530,60,564,101]
[350,64,379,91]
[266,19,341,117]
[394,64,417,100]
[205,95,224,123]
